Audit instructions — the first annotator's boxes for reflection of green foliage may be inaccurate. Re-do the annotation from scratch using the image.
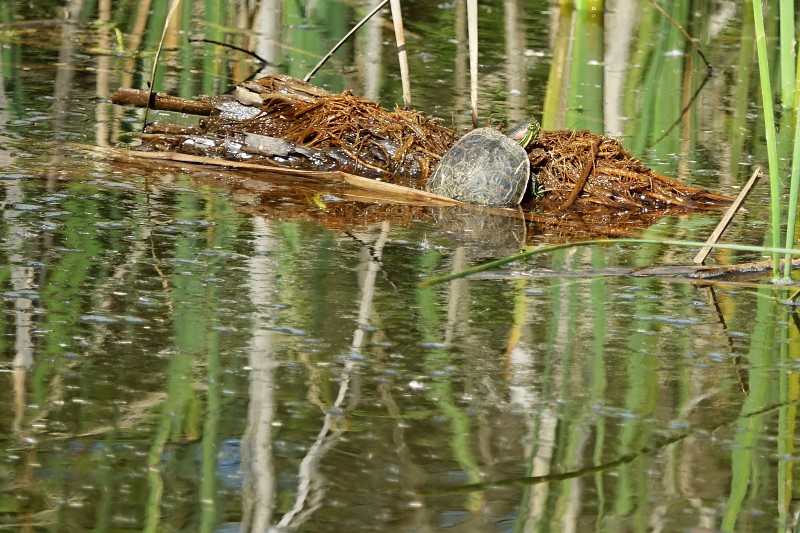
[32,193,115,405]
[141,178,250,531]
[722,289,779,531]
[566,10,604,132]
[415,251,484,509]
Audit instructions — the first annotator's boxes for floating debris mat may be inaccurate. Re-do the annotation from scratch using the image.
[529,129,732,211]
[112,74,732,212]
[132,74,458,182]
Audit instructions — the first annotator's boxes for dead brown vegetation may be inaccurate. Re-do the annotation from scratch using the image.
[529,130,732,211]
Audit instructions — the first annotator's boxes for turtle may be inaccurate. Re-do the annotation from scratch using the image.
[426,120,541,206]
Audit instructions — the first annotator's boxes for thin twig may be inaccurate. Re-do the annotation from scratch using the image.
[304,0,390,82]
[560,138,599,209]
[143,0,183,131]
[188,38,269,69]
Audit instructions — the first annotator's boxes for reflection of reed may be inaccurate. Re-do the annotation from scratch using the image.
[252,0,282,79]
[504,0,529,124]
[604,0,637,137]
[95,0,113,148]
[376,381,432,527]
[357,0,386,101]
[4,2,799,530]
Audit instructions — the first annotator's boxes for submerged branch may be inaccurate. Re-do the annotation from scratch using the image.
[419,238,800,287]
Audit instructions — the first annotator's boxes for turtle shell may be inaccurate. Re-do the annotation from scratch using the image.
[426,127,530,206]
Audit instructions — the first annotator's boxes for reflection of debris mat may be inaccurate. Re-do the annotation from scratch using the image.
[103,154,698,242]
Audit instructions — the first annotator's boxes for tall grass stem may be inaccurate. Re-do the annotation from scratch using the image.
[467,0,479,127]
[389,0,412,109]
[751,0,782,277]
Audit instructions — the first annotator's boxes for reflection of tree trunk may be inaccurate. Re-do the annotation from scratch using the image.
[1,36,34,422]
[351,220,390,349]
[453,0,469,131]
[604,0,638,136]
[504,0,528,123]
[4,84,35,518]
[358,0,385,101]
[377,382,433,530]
[253,0,282,77]
[678,55,692,179]
[277,221,388,530]
[515,276,568,530]
[241,216,278,532]
[121,0,153,94]
[52,0,83,122]
[7,191,34,424]
[50,0,84,188]
[96,0,112,147]
[444,247,467,345]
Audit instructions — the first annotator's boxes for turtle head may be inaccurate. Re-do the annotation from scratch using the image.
[509,119,541,149]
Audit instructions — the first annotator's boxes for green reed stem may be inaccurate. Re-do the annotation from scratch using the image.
[787,99,800,280]
[570,0,604,11]
[778,0,796,109]
[751,0,782,277]
[780,3,799,279]
[796,37,800,113]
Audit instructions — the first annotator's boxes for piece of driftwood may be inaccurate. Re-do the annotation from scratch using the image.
[111,89,213,116]
[85,145,462,206]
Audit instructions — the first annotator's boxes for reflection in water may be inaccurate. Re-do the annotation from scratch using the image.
[0,1,797,533]
[242,216,278,531]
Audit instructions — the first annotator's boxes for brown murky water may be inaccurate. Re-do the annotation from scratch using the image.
[1,2,798,532]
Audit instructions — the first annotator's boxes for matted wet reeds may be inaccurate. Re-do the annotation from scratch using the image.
[528,129,733,211]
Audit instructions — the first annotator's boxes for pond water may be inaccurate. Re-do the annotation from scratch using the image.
[1,1,799,532]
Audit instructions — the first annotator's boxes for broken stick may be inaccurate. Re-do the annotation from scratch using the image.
[693,167,761,264]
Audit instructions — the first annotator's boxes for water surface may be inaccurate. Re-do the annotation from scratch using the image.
[0,1,797,532]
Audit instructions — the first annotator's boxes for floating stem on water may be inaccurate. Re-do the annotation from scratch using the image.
[418,238,800,287]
